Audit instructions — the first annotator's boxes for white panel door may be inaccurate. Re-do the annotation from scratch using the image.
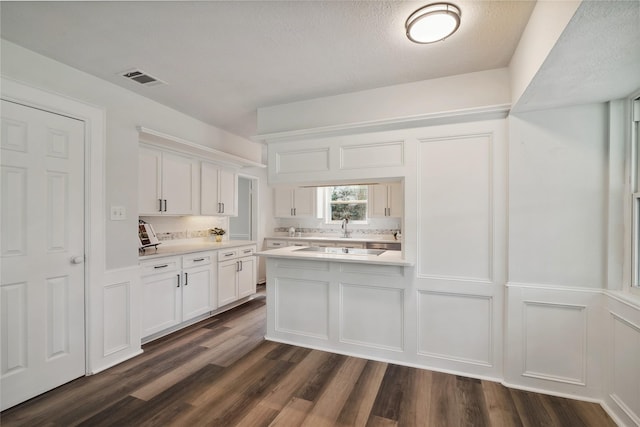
[0,100,85,410]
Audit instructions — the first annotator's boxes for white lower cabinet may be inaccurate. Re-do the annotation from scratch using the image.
[141,251,216,339]
[218,245,257,307]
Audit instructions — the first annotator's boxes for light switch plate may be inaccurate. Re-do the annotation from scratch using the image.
[110,206,127,220]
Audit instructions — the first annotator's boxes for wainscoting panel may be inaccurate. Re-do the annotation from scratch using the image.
[417,290,493,366]
[522,301,586,385]
[505,284,604,399]
[275,277,329,339]
[103,281,131,357]
[605,294,640,426]
[416,134,493,281]
[339,283,403,351]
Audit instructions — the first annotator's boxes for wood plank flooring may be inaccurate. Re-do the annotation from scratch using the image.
[1,289,617,426]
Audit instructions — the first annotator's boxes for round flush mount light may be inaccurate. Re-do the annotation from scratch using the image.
[405,3,461,44]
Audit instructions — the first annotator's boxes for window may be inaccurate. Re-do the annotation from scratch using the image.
[326,185,368,223]
[631,97,640,289]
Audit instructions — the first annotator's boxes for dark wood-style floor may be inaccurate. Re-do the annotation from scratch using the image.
[1,288,616,427]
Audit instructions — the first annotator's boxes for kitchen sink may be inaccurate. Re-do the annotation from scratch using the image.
[294,247,386,256]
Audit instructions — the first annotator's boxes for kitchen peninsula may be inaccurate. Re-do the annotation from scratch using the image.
[257,245,414,364]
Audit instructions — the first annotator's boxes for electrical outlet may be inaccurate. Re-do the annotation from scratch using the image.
[110,206,127,221]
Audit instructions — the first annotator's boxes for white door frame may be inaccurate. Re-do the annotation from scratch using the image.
[236,173,259,241]
[1,76,106,374]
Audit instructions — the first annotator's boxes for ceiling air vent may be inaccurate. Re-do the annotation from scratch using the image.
[120,69,166,87]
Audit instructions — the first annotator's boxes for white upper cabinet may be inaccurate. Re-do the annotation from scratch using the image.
[368,182,402,218]
[274,187,316,218]
[139,145,197,215]
[201,161,237,216]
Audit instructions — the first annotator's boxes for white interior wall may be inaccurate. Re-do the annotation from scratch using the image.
[508,103,609,288]
[257,68,510,136]
[0,39,263,270]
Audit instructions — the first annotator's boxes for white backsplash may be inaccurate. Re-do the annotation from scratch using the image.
[275,216,401,238]
[140,216,229,241]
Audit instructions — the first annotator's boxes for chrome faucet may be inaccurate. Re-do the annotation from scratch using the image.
[341,217,351,238]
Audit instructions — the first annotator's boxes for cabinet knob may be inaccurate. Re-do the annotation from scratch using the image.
[71,256,85,264]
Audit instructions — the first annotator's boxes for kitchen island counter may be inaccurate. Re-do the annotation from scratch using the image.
[256,245,412,266]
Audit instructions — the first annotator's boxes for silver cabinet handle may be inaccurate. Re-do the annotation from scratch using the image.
[193,258,205,262]
[221,202,225,213]
[159,198,163,212]
[239,260,243,271]
[71,256,85,264]
[184,272,188,286]
[223,252,235,257]
[176,274,181,287]
[243,249,252,254]
[163,199,168,212]
[154,264,169,269]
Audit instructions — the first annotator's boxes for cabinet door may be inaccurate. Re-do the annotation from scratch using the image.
[200,161,220,215]
[274,187,294,217]
[237,256,256,299]
[141,272,181,337]
[182,266,213,321]
[218,259,238,306]
[292,187,316,217]
[139,146,163,215]
[162,152,197,215]
[218,169,237,216]
[387,182,403,217]
[368,184,389,218]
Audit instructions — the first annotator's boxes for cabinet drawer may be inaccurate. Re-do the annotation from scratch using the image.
[140,257,180,277]
[218,248,240,260]
[266,240,288,248]
[183,252,214,268]
[238,246,256,257]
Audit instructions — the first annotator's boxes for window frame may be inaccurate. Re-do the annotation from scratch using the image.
[324,185,369,224]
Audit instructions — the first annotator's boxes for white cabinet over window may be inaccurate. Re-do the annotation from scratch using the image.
[274,187,316,218]
[139,144,198,215]
[368,182,402,218]
[201,161,237,216]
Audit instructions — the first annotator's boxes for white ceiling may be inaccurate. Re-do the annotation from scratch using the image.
[0,1,536,139]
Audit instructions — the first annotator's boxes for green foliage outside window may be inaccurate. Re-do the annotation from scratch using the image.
[329,186,368,221]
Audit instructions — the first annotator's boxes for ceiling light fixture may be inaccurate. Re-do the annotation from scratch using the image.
[405,3,461,44]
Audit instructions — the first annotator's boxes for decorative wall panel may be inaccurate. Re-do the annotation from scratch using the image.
[275,278,329,339]
[103,281,131,356]
[417,291,493,365]
[276,148,329,174]
[340,283,403,351]
[523,301,586,385]
[417,135,492,281]
[340,141,404,170]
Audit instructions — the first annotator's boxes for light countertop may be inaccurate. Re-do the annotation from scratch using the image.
[139,239,256,261]
[256,246,413,267]
[266,235,401,244]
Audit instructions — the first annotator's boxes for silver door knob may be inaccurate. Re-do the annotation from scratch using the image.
[71,256,85,264]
